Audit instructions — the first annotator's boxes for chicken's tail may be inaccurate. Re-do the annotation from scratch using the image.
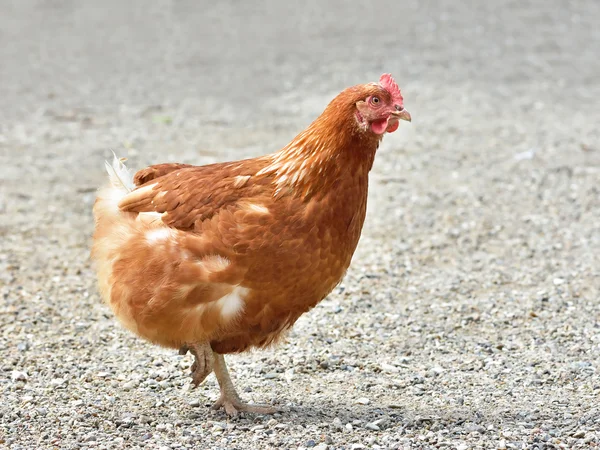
[92,153,138,279]
[92,152,136,229]
[104,151,134,193]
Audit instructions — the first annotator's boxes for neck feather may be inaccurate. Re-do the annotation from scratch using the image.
[258,106,380,199]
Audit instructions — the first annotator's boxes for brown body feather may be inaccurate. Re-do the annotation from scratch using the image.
[92,82,396,354]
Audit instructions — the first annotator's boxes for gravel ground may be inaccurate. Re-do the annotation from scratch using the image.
[1,1,600,449]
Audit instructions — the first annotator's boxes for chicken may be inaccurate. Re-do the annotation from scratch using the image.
[91,73,410,416]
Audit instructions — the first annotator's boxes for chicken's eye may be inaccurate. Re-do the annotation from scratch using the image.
[371,96,380,105]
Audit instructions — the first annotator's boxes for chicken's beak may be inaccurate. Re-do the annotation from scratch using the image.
[391,108,412,122]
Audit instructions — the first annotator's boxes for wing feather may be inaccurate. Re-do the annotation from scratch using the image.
[119,158,272,232]
[133,163,193,186]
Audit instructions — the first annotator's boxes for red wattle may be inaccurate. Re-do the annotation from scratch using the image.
[371,118,388,135]
[386,121,399,133]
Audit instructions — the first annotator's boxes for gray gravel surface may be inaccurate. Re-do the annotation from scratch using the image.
[1,1,600,449]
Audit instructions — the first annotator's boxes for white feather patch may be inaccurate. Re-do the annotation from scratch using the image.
[104,151,135,192]
[244,203,270,215]
[216,286,248,319]
[146,228,173,244]
[198,255,230,273]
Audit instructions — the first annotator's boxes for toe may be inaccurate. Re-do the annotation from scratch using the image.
[211,395,276,416]
[187,343,213,388]
[191,367,210,387]
[223,402,240,417]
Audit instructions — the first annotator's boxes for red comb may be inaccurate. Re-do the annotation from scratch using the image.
[379,73,404,107]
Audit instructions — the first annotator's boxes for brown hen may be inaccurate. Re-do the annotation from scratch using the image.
[91,73,410,416]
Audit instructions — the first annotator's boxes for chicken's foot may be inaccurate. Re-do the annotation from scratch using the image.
[211,353,277,417]
[179,342,214,387]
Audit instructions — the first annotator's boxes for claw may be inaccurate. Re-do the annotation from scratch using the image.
[211,394,277,417]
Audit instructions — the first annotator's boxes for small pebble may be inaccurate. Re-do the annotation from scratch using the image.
[11,371,28,382]
[211,422,226,431]
[17,342,29,352]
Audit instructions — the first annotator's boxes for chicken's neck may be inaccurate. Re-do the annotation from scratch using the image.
[260,113,380,200]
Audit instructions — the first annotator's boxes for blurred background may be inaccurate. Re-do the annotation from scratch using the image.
[1,0,599,448]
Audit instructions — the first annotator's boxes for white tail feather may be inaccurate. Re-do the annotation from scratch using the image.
[104,151,134,192]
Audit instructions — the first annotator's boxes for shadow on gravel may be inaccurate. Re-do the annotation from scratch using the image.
[189,399,490,432]
[285,402,483,430]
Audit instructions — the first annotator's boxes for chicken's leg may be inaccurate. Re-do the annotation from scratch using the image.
[211,352,277,417]
[179,342,214,387]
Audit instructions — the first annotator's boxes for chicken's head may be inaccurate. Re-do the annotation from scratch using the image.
[354,73,411,135]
